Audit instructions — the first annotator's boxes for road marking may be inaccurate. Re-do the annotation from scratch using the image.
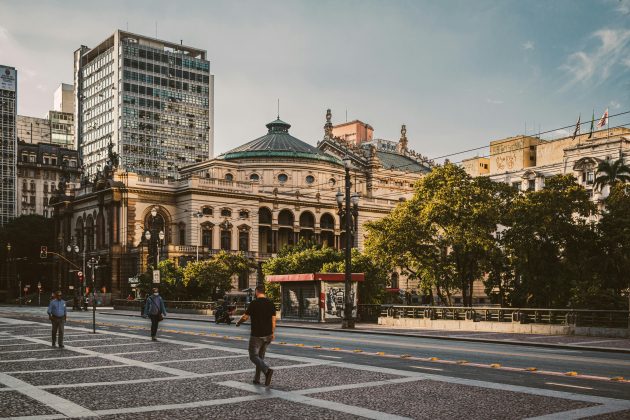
[220,380,412,420]
[544,382,594,390]
[571,339,628,345]
[95,395,266,416]
[0,372,96,417]
[154,355,246,364]
[410,366,444,371]
[319,355,342,359]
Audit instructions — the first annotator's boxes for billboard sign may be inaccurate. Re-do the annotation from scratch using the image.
[0,66,16,92]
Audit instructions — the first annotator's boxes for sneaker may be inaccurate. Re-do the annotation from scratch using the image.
[253,379,261,385]
[264,369,274,386]
[51,343,56,347]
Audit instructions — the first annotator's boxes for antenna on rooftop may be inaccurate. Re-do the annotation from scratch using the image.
[155,21,158,38]
[345,109,348,122]
[277,98,280,119]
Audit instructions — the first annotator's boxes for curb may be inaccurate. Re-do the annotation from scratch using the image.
[97,310,630,355]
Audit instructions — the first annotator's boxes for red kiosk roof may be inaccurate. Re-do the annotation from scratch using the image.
[266,273,365,283]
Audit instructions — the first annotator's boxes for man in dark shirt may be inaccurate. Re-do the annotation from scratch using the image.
[236,284,276,386]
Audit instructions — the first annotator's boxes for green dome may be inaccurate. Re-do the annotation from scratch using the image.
[219,119,342,165]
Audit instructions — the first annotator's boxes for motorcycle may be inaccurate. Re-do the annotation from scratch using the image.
[215,305,235,324]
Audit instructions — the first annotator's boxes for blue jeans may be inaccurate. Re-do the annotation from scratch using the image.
[248,335,272,380]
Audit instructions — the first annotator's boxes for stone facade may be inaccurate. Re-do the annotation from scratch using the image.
[51,112,432,299]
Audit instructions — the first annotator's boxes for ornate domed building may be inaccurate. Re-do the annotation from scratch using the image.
[52,110,431,299]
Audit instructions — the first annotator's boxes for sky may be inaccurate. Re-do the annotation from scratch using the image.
[1,0,629,163]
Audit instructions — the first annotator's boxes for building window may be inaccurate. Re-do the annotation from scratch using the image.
[179,229,186,246]
[202,206,213,216]
[225,173,234,181]
[239,210,249,219]
[238,271,249,290]
[220,229,231,250]
[527,179,535,191]
[278,173,288,183]
[391,272,399,289]
[250,173,260,182]
[305,175,315,184]
[221,208,232,217]
[202,229,212,247]
[586,172,594,185]
[239,230,249,251]
[511,182,520,191]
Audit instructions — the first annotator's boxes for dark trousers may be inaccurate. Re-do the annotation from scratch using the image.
[51,316,65,346]
[248,335,272,380]
[150,315,160,337]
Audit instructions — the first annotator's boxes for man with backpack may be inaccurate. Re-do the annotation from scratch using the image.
[142,288,167,341]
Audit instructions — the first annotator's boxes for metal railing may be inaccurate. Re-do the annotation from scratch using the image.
[380,305,629,329]
[114,299,216,311]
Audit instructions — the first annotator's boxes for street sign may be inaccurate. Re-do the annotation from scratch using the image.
[128,277,139,285]
[69,285,74,290]
[152,270,160,284]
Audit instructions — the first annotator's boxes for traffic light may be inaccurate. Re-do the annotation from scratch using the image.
[77,271,84,283]
[40,246,48,259]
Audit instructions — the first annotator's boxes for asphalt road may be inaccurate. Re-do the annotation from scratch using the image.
[2,305,629,402]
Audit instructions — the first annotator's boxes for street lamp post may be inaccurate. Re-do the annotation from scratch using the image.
[66,244,82,305]
[86,256,99,333]
[336,157,360,329]
[193,211,203,262]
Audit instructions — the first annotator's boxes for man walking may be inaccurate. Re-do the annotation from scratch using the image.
[143,288,166,341]
[47,290,66,348]
[236,284,276,386]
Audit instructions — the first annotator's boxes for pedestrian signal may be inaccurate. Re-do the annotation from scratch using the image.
[40,246,48,259]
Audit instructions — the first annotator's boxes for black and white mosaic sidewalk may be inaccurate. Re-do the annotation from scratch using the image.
[1,317,629,419]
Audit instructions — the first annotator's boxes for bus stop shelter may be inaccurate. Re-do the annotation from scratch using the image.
[266,273,364,322]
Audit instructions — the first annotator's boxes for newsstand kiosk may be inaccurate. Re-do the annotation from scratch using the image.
[266,273,364,323]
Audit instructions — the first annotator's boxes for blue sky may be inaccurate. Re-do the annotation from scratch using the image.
[1,0,629,162]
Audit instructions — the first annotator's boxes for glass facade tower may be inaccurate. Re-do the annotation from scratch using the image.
[0,65,17,226]
[74,30,214,179]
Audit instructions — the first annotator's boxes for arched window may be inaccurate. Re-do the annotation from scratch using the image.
[278,209,294,226]
[299,212,315,228]
[220,221,232,251]
[238,226,250,251]
[201,222,214,248]
[391,272,399,289]
[258,207,272,224]
[221,208,232,218]
[277,173,288,183]
[250,173,260,182]
[239,210,249,219]
[320,213,335,230]
[201,206,213,216]
[225,173,234,181]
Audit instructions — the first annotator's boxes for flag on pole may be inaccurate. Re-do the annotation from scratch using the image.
[596,108,608,129]
[571,114,581,139]
[588,109,594,139]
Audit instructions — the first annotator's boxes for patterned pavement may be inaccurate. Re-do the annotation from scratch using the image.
[1,316,629,419]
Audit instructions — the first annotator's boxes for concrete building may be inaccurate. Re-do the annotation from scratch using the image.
[485,127,630,199]
[50,111,431,299]
[461,156,489,177]
[53,83,74,113]
[16,142,80,217]
[0,65,17,227]
[73,30,214,179]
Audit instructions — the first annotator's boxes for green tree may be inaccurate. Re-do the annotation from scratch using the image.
[0,215,55,296]
[501,175,595,307]
[261,241,343,301]
[366,164,510,306]
[322,249,390,304]
[182,251,253,300]
[594,158,630,191]
[594,183,630,309]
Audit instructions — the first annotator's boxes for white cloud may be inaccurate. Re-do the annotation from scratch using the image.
[486,98,504,105]
[522,41,534,50]
[560,28,630,88]
[617,0,630,15]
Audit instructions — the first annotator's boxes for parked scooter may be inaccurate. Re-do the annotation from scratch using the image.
[214,304,235,324]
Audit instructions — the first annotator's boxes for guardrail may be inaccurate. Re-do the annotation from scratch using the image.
[380,305,629,329]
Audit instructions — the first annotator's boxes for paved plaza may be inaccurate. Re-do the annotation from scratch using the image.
[1,316,630,419]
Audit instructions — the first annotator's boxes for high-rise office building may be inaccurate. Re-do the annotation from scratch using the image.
[74,30,214,179]
[53,83,74,113]
[0,65,17,226]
